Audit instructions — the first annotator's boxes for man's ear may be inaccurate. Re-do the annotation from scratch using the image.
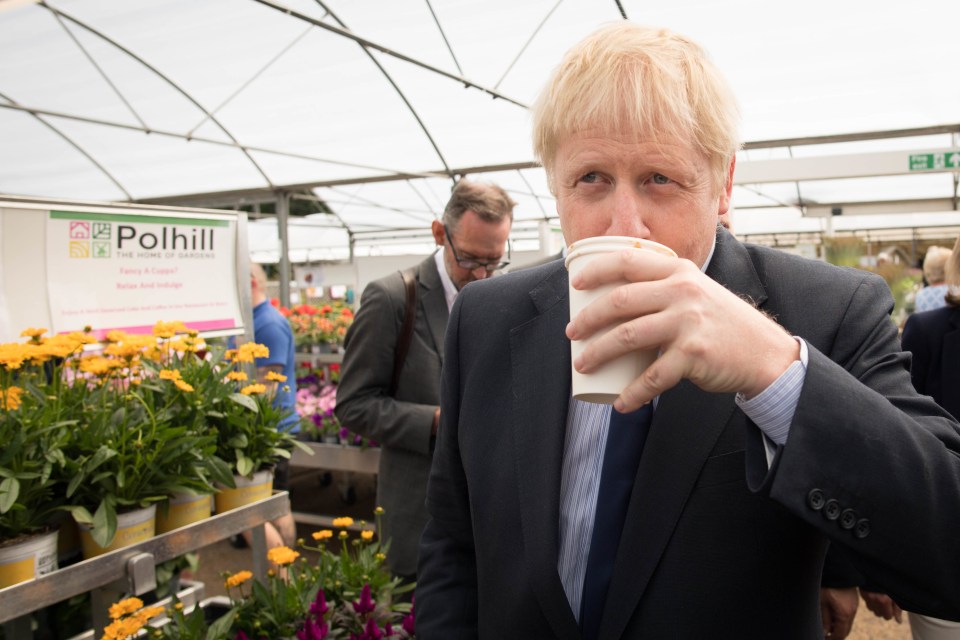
[431,219,446,247]
[718,156,736,216]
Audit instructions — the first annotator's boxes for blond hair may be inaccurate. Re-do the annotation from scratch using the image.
[922,245,951,285]
[531,22,741,193]
[945,237,960,307]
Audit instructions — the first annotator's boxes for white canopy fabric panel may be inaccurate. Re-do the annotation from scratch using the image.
[2,0,960,259]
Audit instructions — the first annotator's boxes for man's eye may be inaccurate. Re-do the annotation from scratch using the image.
[580,172,599,184]
[652,173,671,185]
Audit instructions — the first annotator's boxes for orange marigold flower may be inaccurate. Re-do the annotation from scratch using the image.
[225,570,253,589]
[109,597,143,620]
[265,371,287,382]
[226,371,248,382]
[332,517,354,528]
[158,369,182,381]
[312,530,333,541]
[240,383,266,396]
[267,546,300,566]
[174,379,194,392]
[361,530,374,541]
[20,327,47,339]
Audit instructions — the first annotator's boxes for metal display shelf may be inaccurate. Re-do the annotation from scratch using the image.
[291,441,380,475]
[0,491,291,638]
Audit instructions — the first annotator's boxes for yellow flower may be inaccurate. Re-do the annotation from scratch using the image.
[174,379,194,392]
[158,369,182,381]
[267,546,300,566]
[20,327,47,339]
[152,320,188,338]
[134,605,165,624]
[374,506,385,515]
[361,530,374,541]
[105,330,130,343]
[109,597,144,620]
[332,517,354,528]
[0,343,29,370]
[225,570,253,588]
[312,530,333,541]
[232,342,270,363]
[1,386,23,411]
[226,371,248,382]
[339,531,348,540]
[375,552,386,562]
[266,371,287,382]
[174,602,184,611]
[240,383,266,396]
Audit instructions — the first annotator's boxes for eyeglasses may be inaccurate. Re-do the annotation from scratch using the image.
[443,224,511,272]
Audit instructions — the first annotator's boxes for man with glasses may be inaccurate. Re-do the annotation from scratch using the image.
[335,179,514,583]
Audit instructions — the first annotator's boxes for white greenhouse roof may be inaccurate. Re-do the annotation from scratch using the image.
[2,0,959,261]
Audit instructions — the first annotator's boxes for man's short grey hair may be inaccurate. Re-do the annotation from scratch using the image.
[442,179,516,232]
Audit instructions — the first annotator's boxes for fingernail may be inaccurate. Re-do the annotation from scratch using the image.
[566,322,577,339]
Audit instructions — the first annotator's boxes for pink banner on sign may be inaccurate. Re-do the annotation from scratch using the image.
[80,318,237,340]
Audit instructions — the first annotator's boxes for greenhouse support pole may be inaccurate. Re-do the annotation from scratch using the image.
[276,190,292,307]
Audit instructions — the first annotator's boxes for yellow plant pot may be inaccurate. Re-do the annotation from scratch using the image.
[0,529,59,589]
[214,469,274,514]
[156,492,213,534]
[78,504,156,559]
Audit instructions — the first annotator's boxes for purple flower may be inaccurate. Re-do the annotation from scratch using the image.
[297,618,328,640]
[235,632,250,640]
[352,583,376,616]
[310,589,330,617]
[339,427,350,439]
[349,618,384,640]
[401,595,415,635]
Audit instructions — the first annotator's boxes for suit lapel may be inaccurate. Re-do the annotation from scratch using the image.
[601,229,768,638]
[510,265,581,640]
[417,255,449,364]
[942,308,960,418]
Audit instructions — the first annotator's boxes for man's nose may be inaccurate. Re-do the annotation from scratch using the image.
[606,186,651,238]
[473,266,492,279]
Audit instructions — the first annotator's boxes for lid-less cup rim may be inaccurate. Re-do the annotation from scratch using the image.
[564,236,676,269]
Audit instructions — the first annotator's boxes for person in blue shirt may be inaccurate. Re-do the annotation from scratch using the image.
[234,262,299,551]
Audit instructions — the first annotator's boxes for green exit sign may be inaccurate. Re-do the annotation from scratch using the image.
[910,152,960,171]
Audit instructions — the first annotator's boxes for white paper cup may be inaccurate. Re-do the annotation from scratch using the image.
[565,236,677,404]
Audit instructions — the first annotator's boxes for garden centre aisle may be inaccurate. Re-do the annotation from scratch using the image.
[192,470,911,640]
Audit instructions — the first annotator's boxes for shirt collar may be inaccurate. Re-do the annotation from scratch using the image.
[434,249,458,312]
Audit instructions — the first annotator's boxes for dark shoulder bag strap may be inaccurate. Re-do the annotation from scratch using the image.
[389,267,417,396]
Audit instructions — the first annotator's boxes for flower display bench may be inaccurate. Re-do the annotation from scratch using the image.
[289,442,381,530]
[0,491,291,639]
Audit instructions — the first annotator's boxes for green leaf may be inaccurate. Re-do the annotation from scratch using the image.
[236,454,253,477]
[65,505,93,525]
[206,607,237,639]
[0,477,20,514]
[92,500,118,548]
[228,392,258,413]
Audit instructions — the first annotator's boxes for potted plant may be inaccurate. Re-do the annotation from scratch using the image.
[295,373,341,444]
[60,324,232,556]
[206,341,311,513]
[0,329,94,586]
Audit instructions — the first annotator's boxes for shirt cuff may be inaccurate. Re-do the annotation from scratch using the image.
[735,337,808,446]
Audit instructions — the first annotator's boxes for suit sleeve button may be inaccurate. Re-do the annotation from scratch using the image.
[807,489,825,510]
[854,519,871,539]
[823,499,841,521]
[840,509,857,530]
